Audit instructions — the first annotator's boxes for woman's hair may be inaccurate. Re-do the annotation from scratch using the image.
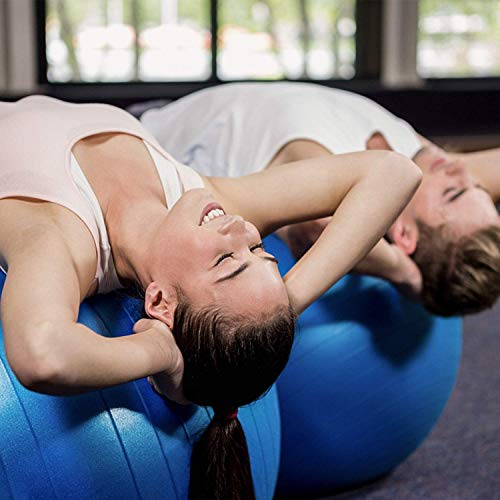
[412,221,500,316]
[172,291,296,500]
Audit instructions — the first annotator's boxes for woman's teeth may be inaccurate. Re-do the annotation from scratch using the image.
[202,208,225,225]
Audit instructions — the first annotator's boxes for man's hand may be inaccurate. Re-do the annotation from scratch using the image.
[133,318,190,405]
[284,220,423,300]
[281,218,331,261]
[349,238,423,301]
[388,245,423,301]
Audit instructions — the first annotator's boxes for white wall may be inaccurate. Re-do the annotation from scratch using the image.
[0,1,7,91]
[0,0,37,94]
[381,0,422,88]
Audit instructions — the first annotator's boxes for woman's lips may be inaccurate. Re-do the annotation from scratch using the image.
[199,202,224,225]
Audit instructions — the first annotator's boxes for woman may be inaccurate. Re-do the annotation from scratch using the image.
[141,81,500,316]
[0,95,420,499]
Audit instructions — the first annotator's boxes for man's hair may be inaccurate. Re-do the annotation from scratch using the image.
[412,221,500,316]
[172,293,296,500]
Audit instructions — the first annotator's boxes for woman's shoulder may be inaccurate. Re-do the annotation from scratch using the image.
[0,198,98,297]
[1,95,135,129]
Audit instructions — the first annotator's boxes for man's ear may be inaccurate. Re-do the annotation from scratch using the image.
[144,282,179,329]
[390,218,419,256]
[366,132,392,151]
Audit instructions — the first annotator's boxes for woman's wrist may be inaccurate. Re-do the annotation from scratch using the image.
[131,318,184,376]
[126,326,175,374]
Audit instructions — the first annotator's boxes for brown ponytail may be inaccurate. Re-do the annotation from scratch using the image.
[189,412,255,500]
[172,293,296,500]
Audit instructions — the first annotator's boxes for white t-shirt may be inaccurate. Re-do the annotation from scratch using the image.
[141,82,422,178]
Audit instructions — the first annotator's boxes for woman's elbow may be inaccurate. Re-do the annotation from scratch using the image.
[378,151,423,193]
[13,362,58,393]
[6,322,65,393]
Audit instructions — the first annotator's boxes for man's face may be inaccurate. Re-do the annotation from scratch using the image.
[407,147,498,237]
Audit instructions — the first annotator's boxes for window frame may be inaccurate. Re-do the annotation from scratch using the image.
[0,0,494,140]
[36,0,369,92]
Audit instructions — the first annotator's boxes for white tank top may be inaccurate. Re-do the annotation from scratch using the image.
[0,96,205,295]
[141,82,423,178]
[0,142,201,293]
[69,140,191,295]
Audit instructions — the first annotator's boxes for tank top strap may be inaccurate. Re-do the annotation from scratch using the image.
[142,140,205,208]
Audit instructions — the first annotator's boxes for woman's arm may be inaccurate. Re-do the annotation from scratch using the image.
[273,139,423,299]
[210,150,422,314]
[1,228,180,396]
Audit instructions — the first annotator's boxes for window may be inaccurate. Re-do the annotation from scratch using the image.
[218,0,356,80]
[418,0,500,78]
[45,0,211,82]
[41,0,356,83]
[35,0,500,87]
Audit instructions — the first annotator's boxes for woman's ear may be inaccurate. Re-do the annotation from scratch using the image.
[144,282,179,329]
[390,218,419,256]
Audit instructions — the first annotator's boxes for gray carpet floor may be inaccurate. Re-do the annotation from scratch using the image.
[314,300,500,500]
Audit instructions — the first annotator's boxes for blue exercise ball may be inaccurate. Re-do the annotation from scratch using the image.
[0,271,281,500]
[262,235,462,498]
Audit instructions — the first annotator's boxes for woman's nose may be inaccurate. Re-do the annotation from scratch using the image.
[217,215,246,235]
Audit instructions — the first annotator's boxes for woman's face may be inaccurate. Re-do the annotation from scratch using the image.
[408,148,498,237]
[155,189,289,316]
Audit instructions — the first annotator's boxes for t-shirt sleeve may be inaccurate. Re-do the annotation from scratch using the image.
[366,102,423,159]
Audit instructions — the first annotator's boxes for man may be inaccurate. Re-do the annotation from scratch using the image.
[141,82,500,316]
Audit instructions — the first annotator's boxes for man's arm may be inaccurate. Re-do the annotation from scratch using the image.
[416,133,500,203]
[449,149,500,204]
[459,148,500,203]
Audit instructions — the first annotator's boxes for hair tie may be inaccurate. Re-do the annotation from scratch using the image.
[225,409,238,421]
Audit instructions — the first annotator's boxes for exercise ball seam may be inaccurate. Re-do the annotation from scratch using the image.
[0,360,58,500]
[133,384,182,500]
[89,298,185,499]
[250,408,269,495]
[97,390,143,500]
[0,453,14,500]
[81,306,144,500]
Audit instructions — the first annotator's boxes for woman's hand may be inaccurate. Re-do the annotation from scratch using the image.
[133,318,191,405]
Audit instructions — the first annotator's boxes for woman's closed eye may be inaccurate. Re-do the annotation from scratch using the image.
[250,242,265,252]
[215,243,265,266]
[215,252,233,266]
